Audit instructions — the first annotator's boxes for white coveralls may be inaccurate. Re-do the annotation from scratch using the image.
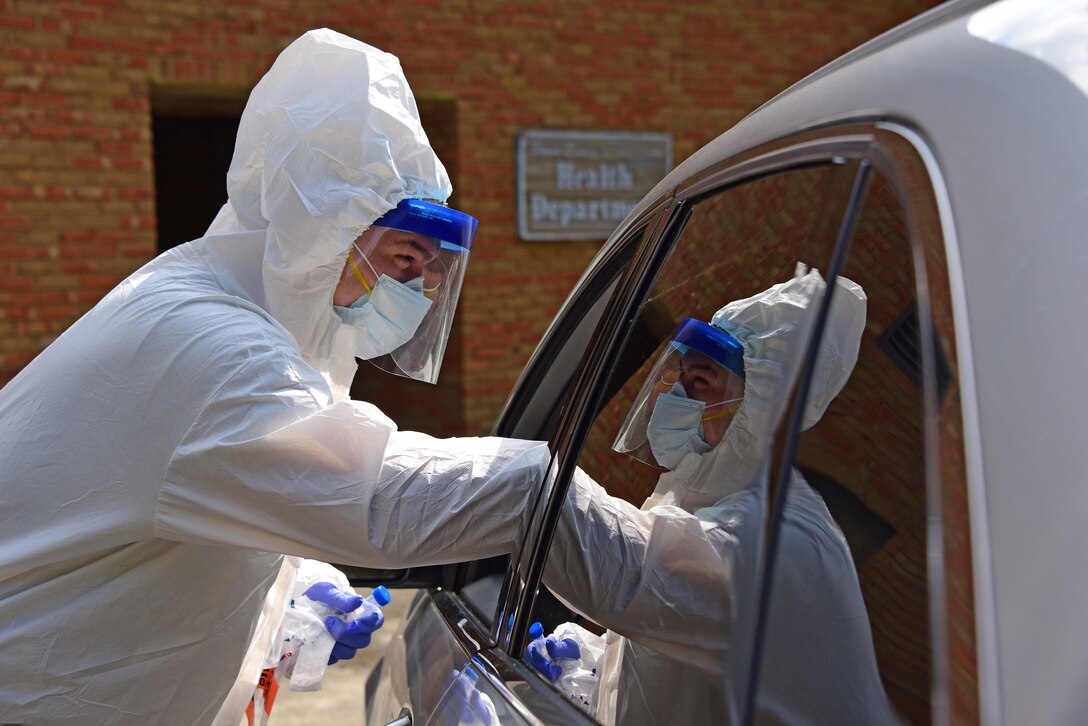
[0,30,546,725]
[544,270,897,724]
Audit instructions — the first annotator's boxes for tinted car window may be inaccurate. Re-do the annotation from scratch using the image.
[528,161,864,723]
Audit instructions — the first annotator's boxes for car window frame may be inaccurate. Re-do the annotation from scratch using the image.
[495,130,880,652]
[492,123,973,723]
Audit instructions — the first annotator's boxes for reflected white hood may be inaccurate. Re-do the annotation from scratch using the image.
[647,266,867,511]
[203,29,452,397]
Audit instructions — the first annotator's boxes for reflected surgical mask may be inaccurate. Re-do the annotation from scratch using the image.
[646,389,713,470]
[335,248,432,360]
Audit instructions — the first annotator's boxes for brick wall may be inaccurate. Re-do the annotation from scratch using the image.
[0,0,942,433]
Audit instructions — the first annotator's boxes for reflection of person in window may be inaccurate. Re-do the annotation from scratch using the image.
[539,267,897,725]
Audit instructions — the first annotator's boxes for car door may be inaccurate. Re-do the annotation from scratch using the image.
[487,124,975,724]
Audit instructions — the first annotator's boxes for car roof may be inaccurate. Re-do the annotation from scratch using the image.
[615,1,1088,721]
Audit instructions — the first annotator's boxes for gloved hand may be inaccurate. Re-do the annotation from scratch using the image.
[545,635,581,661]
[526,636,561,682]
[303,581,385,665]
[525,622,580,682]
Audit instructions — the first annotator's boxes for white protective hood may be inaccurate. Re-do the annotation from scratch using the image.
[206,28,452,397]
[648,266,866,511]
[544,267,892,724]
[0,30,550,726]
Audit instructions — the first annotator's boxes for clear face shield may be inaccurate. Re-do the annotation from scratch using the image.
[346,199,478,384]
[613,318,746,470]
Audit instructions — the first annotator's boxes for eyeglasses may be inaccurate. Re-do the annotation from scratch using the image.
[422,255,448,293]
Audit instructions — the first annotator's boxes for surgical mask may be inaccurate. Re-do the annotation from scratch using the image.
[646,390,713,470]
[350,275,425,304]
[335,272,432,360]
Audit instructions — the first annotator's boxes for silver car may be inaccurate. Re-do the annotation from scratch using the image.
[353,1,1088,723]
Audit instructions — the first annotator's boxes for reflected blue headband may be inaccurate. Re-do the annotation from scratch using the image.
[670,317,745,379]
[373,199,478,251]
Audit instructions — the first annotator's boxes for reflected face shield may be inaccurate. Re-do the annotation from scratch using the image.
[352,199,478,384]
[613,318,746,470]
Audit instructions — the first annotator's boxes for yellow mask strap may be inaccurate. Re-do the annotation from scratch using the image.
[702,400,742,422]
[347,251,372,293]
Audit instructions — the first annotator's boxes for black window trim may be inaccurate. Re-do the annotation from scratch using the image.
[493,195,678,651]
[742,157,874,723]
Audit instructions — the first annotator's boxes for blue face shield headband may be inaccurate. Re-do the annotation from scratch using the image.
[372,198,478,252]
[612,317,746,470]
[668,317,745,380]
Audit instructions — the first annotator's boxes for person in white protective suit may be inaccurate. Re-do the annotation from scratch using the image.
[0,29,548,726]
[535,267,898,725]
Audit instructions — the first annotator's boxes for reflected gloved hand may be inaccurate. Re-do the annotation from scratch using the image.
[443,669,499,725]
[303,581,385,665]
[526,639,561,682]
[526,622,580,683]
[545,635,581,661]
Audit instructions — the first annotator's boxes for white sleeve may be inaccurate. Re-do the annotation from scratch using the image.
[542,468,760,676]
[155,353,549,568]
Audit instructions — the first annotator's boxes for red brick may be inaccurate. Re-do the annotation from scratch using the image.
[73,157,104,170]
[101,230,137,243]
[113,158,146,171]
[112,39,147,54]
[4,276,34,290]
[0,15,34,30]
[81,275,122,288]
[60,230,98,243]
[29,124,70,138]
[38,305,81,320]
[0,187,32,200]
[73,126,113,141]
[99,142,134,156]
[112,97,149,111]
[25,92,66,106]
[47,49,91,64]
[70,36,109,52]
[0,250,51,264]
[0,216,31,231]
[60,7,100,21]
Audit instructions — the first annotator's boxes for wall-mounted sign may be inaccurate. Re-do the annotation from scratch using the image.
[517,129,672,241]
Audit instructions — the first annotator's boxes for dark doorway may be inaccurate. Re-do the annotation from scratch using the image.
[152,115,239,252]
[150,85,247,253]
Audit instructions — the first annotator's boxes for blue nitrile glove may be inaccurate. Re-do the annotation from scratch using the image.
[303,581,363,613]
[525,622,563,682]
[545,635,581,661]
[303,582,385,665]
